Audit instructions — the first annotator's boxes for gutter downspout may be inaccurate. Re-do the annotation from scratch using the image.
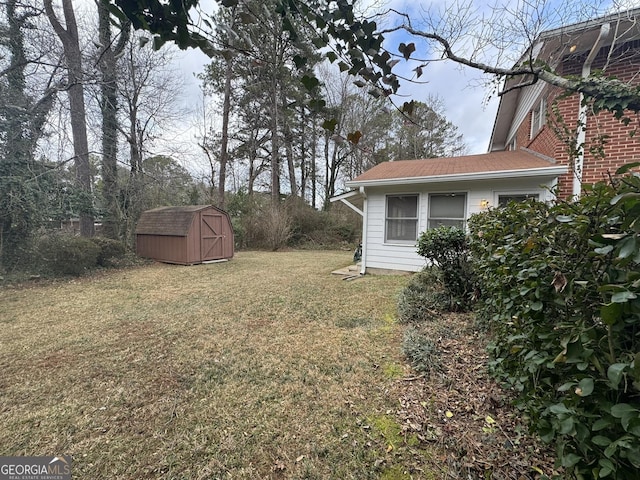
[359,186,367,275]
[574,23,610,198]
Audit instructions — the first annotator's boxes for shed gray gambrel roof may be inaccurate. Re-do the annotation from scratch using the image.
[135,205,212,236]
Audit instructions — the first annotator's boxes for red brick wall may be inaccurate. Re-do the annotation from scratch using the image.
[510,41,640,199]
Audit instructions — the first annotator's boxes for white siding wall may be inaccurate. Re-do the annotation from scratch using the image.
[362,177,557,273]
[507,81,546,144]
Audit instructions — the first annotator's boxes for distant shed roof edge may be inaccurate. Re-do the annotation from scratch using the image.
[135,205,225,237]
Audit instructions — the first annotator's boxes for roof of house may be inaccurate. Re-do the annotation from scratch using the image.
[345,149,567,188]
[135,205,212,236]
[489,8,640,151]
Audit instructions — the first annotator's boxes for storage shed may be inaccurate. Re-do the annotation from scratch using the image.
[136,205,234,265]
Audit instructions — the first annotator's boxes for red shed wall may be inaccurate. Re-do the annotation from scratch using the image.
[136,234,189,264]
[186,213,201,264]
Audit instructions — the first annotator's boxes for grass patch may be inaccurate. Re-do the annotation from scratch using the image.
[335,316,372,329]
[0,250,436,478]
[382,362,405,380]
[380,465,412,480]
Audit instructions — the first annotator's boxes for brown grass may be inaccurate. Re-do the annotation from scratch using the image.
[0,251,434,479]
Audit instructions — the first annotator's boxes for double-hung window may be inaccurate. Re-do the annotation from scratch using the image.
[428,193,466,229]
[385,195,418,243]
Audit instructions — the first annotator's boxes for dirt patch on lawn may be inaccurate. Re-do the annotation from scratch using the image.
[391,312,561,479]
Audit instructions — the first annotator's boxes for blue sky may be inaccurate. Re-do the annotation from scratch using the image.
[173,0,640,162]
[348,0,640,152]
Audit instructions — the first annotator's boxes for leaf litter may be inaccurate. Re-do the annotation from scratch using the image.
[390,312,561,479]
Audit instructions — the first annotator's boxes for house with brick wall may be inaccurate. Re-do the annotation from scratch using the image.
[332,8,640,274]
[490,8,640,198]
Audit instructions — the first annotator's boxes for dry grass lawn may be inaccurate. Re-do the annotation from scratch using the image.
[0,250,434,479]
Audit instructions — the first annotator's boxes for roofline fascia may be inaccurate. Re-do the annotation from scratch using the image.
[538,7,640,40]
[329,189,365,217]
[345,166,568,188]
[329,190,362,202]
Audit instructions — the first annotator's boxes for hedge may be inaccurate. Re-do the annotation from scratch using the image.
[467,164,640,478]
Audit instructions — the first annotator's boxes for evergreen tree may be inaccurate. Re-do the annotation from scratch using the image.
[391,97,467,160]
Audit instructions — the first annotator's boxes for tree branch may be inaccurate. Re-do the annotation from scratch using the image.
[43,0,69,43]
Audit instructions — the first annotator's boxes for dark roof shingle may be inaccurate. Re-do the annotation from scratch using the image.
[135,205,211,236]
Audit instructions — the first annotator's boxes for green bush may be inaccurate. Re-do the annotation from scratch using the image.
[37,234,100,276]
[468,164,640,478]
[90,237,126,266]
[402,327,440,376]
[416,226,475,311]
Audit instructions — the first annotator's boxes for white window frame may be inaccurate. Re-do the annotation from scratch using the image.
[494,190,542,208]
[384,194,420,244]
[530,97,547,138]
[427,192,467,230]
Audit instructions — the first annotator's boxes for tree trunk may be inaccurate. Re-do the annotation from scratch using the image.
[285,128,296,196]
[98,3,129,239]
[323,131,330,210]
[311,116,317,210]
[45,0,94,237]
[270,71,280,203]
[299,108,307,201]
[218,57,232,209]
[0,0,55,266]
[282,95,296,196]
[129,108,143,176]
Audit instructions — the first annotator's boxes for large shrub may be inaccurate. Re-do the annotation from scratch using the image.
[225,193,291,250]
[262,204,292,251]
[90,236,126,266]
[37,234,100,276]
[468,165,640,478]
[286,196,360,247]
[416,226,475,311]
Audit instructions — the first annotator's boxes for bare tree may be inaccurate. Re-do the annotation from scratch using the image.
[193,88,218,202]
[44,0,94,236]
[116,34,187,243]
[316,64,395,207]
[117,35,184,176]
[390,95,467,160]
